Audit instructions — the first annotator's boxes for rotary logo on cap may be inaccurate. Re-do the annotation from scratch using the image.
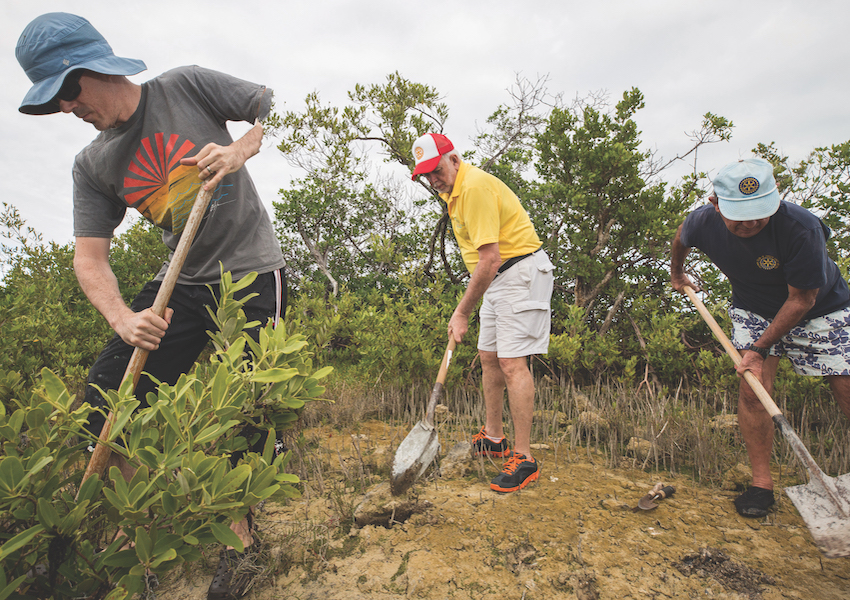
[414,147,425,160]
[739,177,760,195]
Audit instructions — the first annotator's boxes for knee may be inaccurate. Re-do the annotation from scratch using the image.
[738,387,765,413]
[479,351,500,370]
[498,357,529,382]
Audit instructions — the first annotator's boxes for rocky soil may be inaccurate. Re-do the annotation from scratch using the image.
[154,420,850,600]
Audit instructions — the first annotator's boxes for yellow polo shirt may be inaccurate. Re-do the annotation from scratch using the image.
[441,162,541,273]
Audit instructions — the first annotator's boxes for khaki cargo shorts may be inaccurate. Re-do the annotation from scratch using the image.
[478,250,554,358]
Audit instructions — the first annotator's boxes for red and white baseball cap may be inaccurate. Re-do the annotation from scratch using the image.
[411,133,454,180]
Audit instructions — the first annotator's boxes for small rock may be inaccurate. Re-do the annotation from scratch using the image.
[572,391,591,412]
[434,404,451,421]
[710,414,738,433]
[530,443,550,450]
[627,437,653,461]
[600,497,629,511]
[721,463,752,491]
[571,411,610,440]
[353,482,431,527]
[533,409,569,427]
[440,441,472,479]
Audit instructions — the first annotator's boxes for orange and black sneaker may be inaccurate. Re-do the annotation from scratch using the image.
[490,453,539,493]
[471,426,511,457]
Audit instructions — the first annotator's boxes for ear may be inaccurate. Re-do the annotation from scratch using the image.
[449,153,462,168]
[708,194,720,213]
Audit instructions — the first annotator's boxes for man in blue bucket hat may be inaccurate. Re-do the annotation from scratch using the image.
[16,12,285,599]
[671,157,850,519]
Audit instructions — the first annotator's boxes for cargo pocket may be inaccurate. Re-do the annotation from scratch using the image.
[511,301,551,340]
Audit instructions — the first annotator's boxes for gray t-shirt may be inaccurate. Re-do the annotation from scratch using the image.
[72,65,285,285]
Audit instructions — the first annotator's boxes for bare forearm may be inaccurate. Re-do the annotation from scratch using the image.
[448,243,501,342]
[75,237,171,350]
[753,291,817,349]
[230,121,263,164]
[74,255,133,329]
[456,264,497,318]
[670,225,694,291]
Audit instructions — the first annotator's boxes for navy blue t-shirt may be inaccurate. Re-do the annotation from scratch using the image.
[680,201,850,320]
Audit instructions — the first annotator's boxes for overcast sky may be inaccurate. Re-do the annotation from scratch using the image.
[3,0,850,245]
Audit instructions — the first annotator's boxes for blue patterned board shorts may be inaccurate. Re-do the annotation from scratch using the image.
[729,306,850,376]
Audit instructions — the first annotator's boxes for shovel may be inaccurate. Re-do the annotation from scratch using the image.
[390,338,456,496]
[78,184,214,495]
[684,285,850,557]
[633,482,676,511]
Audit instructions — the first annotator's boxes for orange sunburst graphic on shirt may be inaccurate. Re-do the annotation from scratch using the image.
[123,133,201,234]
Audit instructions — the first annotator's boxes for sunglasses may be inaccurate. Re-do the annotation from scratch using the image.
[53,70,85,103]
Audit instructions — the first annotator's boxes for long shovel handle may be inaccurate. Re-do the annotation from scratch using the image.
[683,286,783,418]
[79,186,213,489]
[424,338,456,428]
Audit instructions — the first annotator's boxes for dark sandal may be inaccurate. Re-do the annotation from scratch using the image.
[734,486,775,518]
[207,535,263,600]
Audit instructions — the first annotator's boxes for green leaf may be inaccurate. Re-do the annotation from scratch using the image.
[103,549,144,568]
[252,368,298,383]
[76,472,103,504]
[161,492,178,515]
[212,464,251,497]
[0,525,44,559]
[0,457,24,490]
[25,407,46,429]
[40,368,70,404]
[134,526,152,563]
[36,497,60,529]
[210,362,230,408]
[209,522,243,550]
[150,547,178,568]
[312,366,334,380]
[108,401,142,441]
[0,575,28,600]
[155,401,183,439]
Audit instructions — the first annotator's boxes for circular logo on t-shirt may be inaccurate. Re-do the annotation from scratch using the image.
[414,147,425,160]
[739,177,760,195]
[757,255,779,270]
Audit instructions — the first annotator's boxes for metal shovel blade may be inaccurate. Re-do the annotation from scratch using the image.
[784,472,850,558]
[389,339,455,496]
[390,421,440,496]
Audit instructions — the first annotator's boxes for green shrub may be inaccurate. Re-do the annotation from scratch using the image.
[0,271,331,599]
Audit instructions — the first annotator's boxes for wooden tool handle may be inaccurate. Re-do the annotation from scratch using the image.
[79,186,214,489]
[683,286,782,419]
[656,485,676,500]
[424,338,456,427]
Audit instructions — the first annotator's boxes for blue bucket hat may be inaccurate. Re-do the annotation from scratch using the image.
[712,158,780,221]
[16,12,147,115]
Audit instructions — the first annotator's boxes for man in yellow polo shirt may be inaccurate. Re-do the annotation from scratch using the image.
[411,133,555,492]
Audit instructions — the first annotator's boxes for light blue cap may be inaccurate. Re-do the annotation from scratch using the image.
[16,13,147,115]
[712,158,780,221]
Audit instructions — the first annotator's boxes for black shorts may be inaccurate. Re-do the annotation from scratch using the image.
[83,268,286,445]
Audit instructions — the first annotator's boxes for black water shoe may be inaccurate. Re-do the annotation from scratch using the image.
[734,486,774,518]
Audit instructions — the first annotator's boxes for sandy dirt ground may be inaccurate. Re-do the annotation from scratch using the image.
[154,420,850,600]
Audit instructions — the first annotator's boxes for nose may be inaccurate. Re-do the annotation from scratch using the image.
[57,98,77,113]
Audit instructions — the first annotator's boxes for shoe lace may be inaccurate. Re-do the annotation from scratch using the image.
[471,428,487,443]
[501,453,527,474]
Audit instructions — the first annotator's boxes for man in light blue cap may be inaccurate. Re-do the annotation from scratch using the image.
[671,157,850,518]
[16,12,285,600]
